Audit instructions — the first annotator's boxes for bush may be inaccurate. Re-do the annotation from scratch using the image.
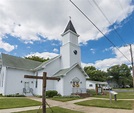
[46,90,58,98]
[53,96,61,98]
[5,93,25,97]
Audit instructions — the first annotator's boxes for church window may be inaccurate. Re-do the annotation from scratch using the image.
[0,70,4,87]
[73,50,77,55]
[89,84,93,87]
[35,72,38,88]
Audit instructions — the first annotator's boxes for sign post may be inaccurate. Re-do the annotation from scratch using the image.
[24,72,60,113]
[109,91,118,103]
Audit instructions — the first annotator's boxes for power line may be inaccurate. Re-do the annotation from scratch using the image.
[69,0,131,63]
[92,0,126,45]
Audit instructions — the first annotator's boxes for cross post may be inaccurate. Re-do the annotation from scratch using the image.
[24,72,60,113]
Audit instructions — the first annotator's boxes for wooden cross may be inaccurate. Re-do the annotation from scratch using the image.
[24,72,60,113]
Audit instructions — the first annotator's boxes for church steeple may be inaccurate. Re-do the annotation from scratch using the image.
[60,20,81,69]
[63,20,77,34]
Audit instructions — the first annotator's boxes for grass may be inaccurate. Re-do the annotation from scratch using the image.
[51,97,81,102]
[0,97,41,109]
[13,106,82,113]
[113,88,134,90]
[94,92,134,99]
[75,99,133,110]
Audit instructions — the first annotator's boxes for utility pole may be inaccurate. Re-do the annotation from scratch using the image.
[129,44,134,88]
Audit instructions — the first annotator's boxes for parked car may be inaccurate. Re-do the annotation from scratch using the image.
[119,85,130,88]
[103,86,112,90]
[125,85,130,88]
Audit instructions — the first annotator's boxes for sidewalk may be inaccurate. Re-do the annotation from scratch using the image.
[0,97,133,113]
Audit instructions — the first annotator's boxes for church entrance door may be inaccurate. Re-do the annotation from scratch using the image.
[24,82,30,93]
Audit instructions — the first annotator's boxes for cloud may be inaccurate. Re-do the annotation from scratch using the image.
[90,48,96,54]
[53,48,59,53]
[0,0,133,45]
[82,45,133,71]
[51,43,59,46]
[102,47,113,52]
[25,52,59,59]
[0,38,16,52]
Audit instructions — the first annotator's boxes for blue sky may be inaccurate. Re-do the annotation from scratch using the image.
[0,0,134,70]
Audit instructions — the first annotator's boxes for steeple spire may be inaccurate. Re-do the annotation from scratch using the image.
[63,20,77,34]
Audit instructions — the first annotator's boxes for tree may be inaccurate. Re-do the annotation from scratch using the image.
[84,66,108,82]
[107,64,132,87]
[25,56,49,62]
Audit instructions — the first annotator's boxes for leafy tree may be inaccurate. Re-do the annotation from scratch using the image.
[25,55,49,62]
[107,64,132,87]
[84,66,108,82]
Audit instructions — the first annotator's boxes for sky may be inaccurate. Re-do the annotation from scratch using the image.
[0,0,134,71]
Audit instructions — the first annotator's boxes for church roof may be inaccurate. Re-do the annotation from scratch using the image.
[64,20,77,34]
[34,55,61,70]
[53,63,87,77]
[53,68,70,77]
[1,53,42,70]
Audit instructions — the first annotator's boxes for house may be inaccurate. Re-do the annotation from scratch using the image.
[0,20,87,96]
[86,80,108,90]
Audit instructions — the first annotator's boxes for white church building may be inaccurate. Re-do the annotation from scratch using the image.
[0,20,87,96]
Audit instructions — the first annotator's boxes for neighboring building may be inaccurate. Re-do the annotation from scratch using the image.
[86,80,108,90]
[0,20,87,96]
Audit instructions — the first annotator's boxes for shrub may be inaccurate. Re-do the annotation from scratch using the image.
[5,93,25,97]
[46,90,58,98]
[53,96,61,98]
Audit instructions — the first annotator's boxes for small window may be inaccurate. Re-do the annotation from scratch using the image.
[89,84,93,87]
[0,71,4,87]
[35,72,38,88]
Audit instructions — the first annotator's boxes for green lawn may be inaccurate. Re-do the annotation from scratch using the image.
[13,106,82,113]
[75,99,133,110]
[113,88,134,90]
[0,97,41,109]
[51,97,81,102]
[94,92,134,99]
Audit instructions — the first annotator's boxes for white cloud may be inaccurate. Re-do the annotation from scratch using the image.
[0,38,16,52]
[26,52,59,59]
[51,43,59,46]
[102,47,113,52]
[82,45,133,71]
[90,48,96,54]
[53,48,59,53]
[0,0,133,45]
